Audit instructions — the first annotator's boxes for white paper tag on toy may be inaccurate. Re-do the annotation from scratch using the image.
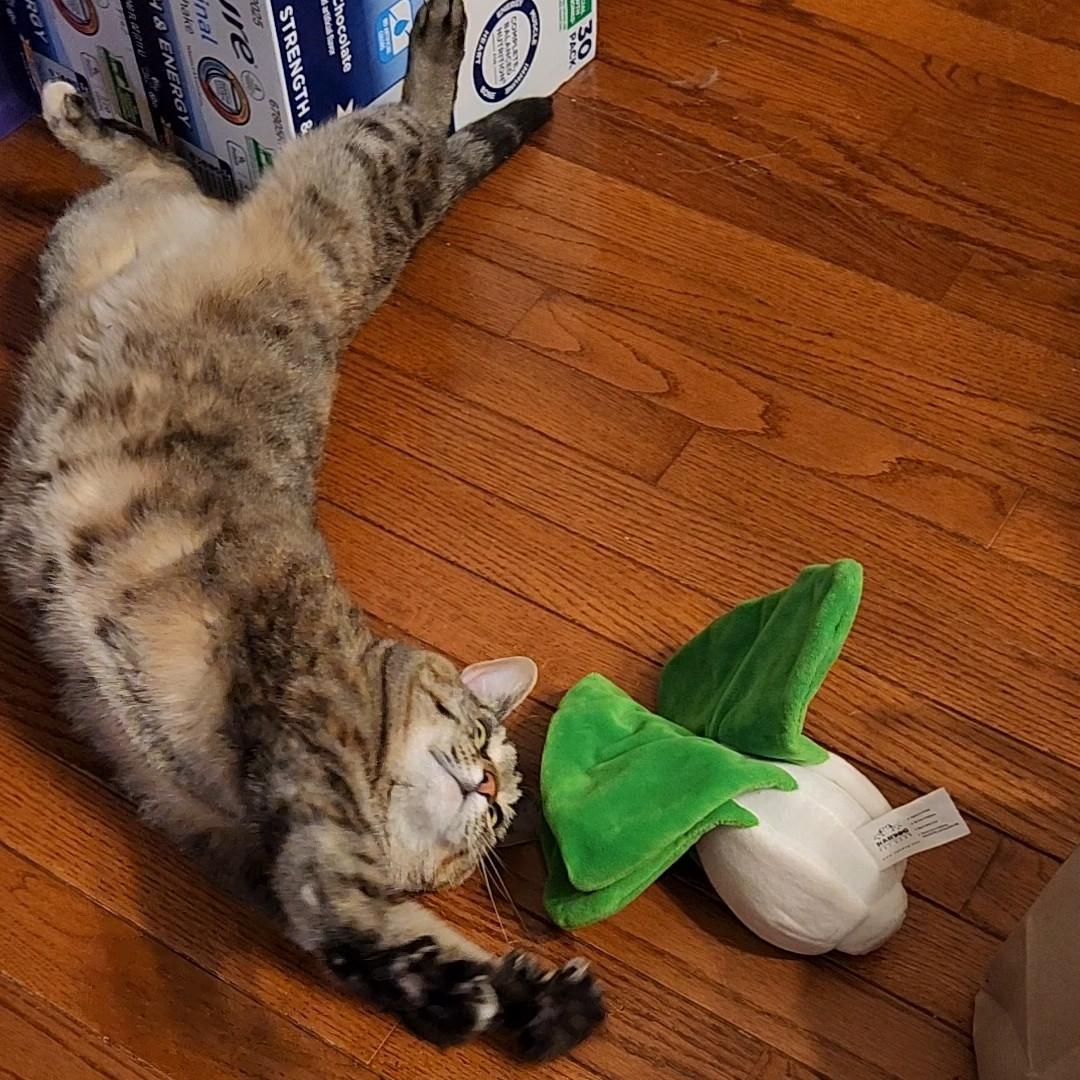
[856,788,970,868]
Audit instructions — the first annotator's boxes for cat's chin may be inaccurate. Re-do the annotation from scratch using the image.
[386,745,489,875]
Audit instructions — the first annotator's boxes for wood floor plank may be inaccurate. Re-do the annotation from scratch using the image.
[748,1050,828,1080]
[0,717,396,1064]
[354,295,696,482]
[321,428,715,663]
[395,242,548,337]
[509,290,1023,545]
[0,974,167,1080]
[543,52,1080,360]
[592,0,1080,261]
[328,361,1080,858]
[991,488,1080,587]
[437,150,1080,503]
[961,838,1062,940]
[0,267,39,355]
[594,0,912,147]
[782,0,1080,106]
[942,251,1080,360]
[927,0,1080,50]
[881,95,1080,260]
[0,125,95,273]
[0,840,374,1080]
[534,70,970,302]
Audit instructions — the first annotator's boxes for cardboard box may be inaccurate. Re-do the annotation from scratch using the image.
[973,845,1080,1079]
[6,0,154,134]
[6,0,596,196]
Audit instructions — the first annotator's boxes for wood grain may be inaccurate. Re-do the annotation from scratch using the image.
[355,294,696,482]
[748,1050,829,1080]
[0,974,168,1080]
[0,840,375,1080]
[3,0,1080,1076]
[943,250,1080,360]
[533,72,970,302]
[992,487,1080,586]
[591,0,1080,260]
[783,0,1080,107]
[961,838,1062,940]
[509,290,1024,544]
[395,241,547,337]
[927,0,1080,49]
[436,151,1080,503]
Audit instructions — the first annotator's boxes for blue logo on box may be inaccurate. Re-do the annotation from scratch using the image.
[376,0,415,63]
[473,0,540,103]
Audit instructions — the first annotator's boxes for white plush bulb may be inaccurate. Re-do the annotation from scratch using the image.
[695,753,908,955]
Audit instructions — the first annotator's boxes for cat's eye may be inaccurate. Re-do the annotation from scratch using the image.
[473,720,488,747]
[488,802,503,829]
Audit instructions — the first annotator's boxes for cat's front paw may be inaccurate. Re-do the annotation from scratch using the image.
[325,933,498,1046]
[492,951,606,1061]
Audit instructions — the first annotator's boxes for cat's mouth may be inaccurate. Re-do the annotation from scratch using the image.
[430,748,483,799]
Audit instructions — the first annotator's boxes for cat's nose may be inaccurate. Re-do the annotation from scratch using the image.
[477,768,498,799]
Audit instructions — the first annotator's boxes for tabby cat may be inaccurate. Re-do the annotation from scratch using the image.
[0,0,603,1060]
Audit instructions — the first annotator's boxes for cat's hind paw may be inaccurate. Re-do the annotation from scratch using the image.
[41,81,96,138]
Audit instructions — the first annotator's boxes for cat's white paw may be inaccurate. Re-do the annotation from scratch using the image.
[41,81,81,126]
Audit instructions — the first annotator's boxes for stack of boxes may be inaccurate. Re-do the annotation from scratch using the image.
[5,0,596,196]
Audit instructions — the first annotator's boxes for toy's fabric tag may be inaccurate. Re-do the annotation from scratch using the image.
[856,788,970,868]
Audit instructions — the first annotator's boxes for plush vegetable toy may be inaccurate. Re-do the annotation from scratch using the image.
[539,560,908,955]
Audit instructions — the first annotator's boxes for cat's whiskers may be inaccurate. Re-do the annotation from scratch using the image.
[483,849,526,938]
[479,855,509,945]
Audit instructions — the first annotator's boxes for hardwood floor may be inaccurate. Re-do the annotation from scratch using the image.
[1,1,1078,1077]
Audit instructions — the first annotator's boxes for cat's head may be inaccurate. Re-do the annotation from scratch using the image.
[383,648,537,891]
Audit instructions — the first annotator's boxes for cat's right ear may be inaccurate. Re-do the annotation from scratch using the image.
[460,656,538,721]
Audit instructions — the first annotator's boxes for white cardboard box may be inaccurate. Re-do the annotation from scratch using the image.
[7,0,595,196]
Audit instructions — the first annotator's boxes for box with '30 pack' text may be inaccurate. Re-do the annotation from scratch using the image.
[5,0,596,196]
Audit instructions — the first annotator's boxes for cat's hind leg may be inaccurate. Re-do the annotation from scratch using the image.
[38,82,222,310]
[41,81,180,180]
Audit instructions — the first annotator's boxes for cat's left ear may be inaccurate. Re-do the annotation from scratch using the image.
[460,656,538,720]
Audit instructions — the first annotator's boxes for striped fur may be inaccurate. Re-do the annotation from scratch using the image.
[0,0,602,1058]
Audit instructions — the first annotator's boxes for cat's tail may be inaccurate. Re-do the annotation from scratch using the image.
[430,97,553,228]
